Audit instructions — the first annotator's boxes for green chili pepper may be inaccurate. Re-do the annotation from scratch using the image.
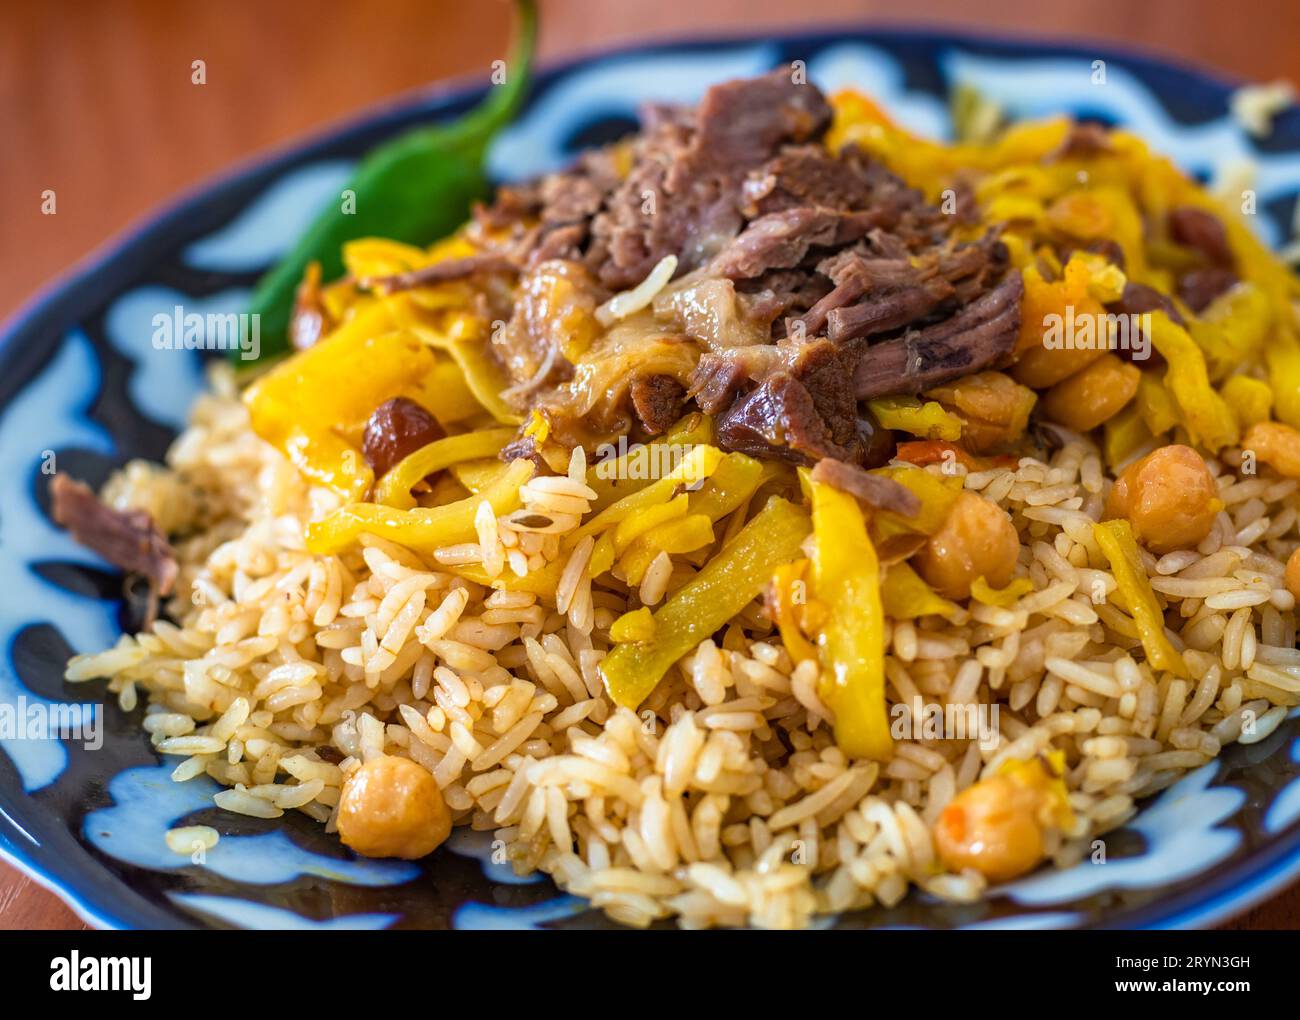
[242,0,538,362]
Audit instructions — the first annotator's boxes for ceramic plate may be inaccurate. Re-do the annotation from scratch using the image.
[4,28,1300,930]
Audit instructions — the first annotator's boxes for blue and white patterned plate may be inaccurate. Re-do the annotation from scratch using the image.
[4,28,1300,930]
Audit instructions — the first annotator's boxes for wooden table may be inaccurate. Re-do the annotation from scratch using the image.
[2,0,1299,930]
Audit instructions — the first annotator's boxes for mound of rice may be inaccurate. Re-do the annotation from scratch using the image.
[66,365,1300,929]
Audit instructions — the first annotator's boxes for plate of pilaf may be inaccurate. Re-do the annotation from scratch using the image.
[6,8,1300,930]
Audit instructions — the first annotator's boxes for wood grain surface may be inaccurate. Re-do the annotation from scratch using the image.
[2,0,1298,930]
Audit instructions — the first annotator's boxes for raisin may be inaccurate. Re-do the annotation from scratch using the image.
[361,397,445,478]
[1177,267,1238,313]
[857,410,896,469]
[1168,206,1233,265]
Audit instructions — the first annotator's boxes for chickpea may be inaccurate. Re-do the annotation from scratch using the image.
[337,755,451,859]
[1104,444,1219,554]
[914,490,1020,600]
[1242,421,1300,479]
[1039,354,1140,433]
[934,774,1048,882]
[1286,548,1300,602]
[926,371,1037,454]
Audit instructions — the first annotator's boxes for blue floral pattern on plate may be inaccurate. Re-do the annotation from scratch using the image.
[3,29,1300,930]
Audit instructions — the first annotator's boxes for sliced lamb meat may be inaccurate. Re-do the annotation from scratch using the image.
[588,119,738,288]
[539,153,618,226]
[1168,206,1234,265]
[741,144,878,216]
[810,458,920,516]
[803,236,1003,342]
[667,70,832,186]
[361,253,518,293]
[710,207,893,280]
[528,222,587,266]
[50,474,178,629]
[473,181,542,232]
[827,279,955,344]
[289,262,329,351]
[689,353,753,414]
[587,69,832,289]
[795,270,871,337]
[474,69,1024,467]
[689,346,787,413]
[629,374,688,435]
[522,151,623,267]
[853,273,1024,400]
[716,373,851,464]
[739,270,833,333]
[715,340,860,464]
[1177,267,1238,313]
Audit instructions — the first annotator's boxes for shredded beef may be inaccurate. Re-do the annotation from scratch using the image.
[629,374,688,435]
[582,69,834,288]
[361,253,517,293]
[809,458,920,516]
[715,340,861,464]
[473,69,1025,469]
[852,273,1024,400]
[741,145,879,215]
[710,207,891,280]
[51,474,178,629]
[827,279,955,343]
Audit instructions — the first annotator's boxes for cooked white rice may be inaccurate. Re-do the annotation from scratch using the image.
[66,366,1300,929]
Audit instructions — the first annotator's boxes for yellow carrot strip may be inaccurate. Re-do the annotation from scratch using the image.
[880,563,961,622]
[1136,369,1180,438]
[810,479,892,760]
[412,356,491,425]
[866,395,965,441]
[1147,313,1239,452]
[566,444,725,548]
[871,465,963,538]
[408,318,522,425]
[611,494,689,555]
[1092,519,1190,679]
[971,575,1034,608]
[244,302,428,501]
[617,514,715,585]
[449,458,509,495]
[686,452,764,522]
[588,531,617,579]
[1103,403,1153,470]
[305,458,533,555]
[610,607,655,643]
[374,428,516,509]
[587,413,716,510]
[449,558,564,604]
[770,560,818,664]
[1220,375,1273,429]
[600,497,810,709]
[1266,338,1300,431]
